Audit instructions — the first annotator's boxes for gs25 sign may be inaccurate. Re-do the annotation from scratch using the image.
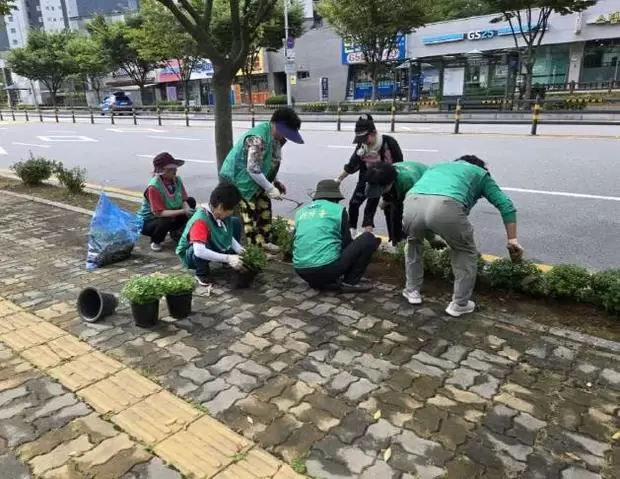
[467,29,496,41]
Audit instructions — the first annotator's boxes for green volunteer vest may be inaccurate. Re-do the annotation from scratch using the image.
[137,176,185,221]
[219,122,273,201]
[394,162,428,200]
[293,200,344,269]
[176,208,235,267]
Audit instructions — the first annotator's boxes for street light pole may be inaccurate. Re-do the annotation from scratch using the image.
[284,0,292,107]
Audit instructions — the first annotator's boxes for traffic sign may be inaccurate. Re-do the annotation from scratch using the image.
[286,37,295,49]
[286,50,296,60]
[284,61,296,75]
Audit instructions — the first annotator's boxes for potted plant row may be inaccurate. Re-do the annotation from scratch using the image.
[121,273,196,327]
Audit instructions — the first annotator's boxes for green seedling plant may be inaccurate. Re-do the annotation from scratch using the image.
[241,243,267,272]
[121,274,165,304]
[161,274,196,296]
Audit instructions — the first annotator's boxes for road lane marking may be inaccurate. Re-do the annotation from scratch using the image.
[49,130,77,133]
[147,135,202,141]
[0,146,7,155]
[136,154,214,164]
[13,142,51,148]
[503,187,620,202]
[327,145,439,153]
[37,135,98,142]
[107,128,168,133]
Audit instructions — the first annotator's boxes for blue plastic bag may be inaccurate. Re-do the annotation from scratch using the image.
[86,192,143,270]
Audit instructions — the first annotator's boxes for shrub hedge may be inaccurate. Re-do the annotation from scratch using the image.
[268,228,620,317]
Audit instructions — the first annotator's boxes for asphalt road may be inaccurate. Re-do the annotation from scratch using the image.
[1,118,619,270]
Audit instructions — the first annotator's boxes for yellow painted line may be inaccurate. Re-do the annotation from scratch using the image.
[0,296,302,479]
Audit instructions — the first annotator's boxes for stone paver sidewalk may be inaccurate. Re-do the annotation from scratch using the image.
[0,191,619,479]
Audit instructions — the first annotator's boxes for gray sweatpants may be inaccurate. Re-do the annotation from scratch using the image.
[402,194,478,305]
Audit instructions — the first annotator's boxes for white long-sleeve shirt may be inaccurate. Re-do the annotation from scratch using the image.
[192,204,243,263]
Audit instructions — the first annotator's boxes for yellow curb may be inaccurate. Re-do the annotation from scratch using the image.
[0,296,304,479]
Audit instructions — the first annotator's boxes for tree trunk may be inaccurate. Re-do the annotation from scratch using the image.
[524,62,534,107]
[183,79,190,109]
[371,65,378,102]
[212,67,234,172]
[94,86,102,104]
[247,74,254,107]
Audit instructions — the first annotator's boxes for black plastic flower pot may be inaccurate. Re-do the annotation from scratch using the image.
[165,292,193,319]
[77,287,118,323]
[130,300,160,328]
[232,268,259,289]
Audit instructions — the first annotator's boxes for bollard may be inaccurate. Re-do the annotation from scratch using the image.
[530,96,541,136]
[132,108,137,125]
[24,109,29,122]
[89,107,94,124]
[157,107,162,126]
[54,109,59,123]
[109,108,115,125]
[38,107,43,122]
[0,109,3,121]
[390,103,396,133]
[11,108,15,121]
[454,98,462,134]
[184,107,189,127]
[250,106,255,127]
[336,104,342,132]
[71,108,76,123]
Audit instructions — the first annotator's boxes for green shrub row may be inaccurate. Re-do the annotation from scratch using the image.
[268,227,620,317]
[11,153,86,195]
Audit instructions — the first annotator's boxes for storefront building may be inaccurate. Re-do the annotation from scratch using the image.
[264,0,620,103]
[405,0,620,100]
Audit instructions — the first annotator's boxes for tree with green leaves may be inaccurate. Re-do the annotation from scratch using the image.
[0,0,14,15]
[87,14,160,100]
[485,0,597,103]
[429,0,494,21]
[153,0,292,169]
[241,0,304,106]
[7,30,78,106]
[67,35,113,104]
[133,0,202,108]
[318,0,428,101]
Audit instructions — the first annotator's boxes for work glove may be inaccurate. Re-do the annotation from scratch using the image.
[267,185,283,200]
[227,255,244,270]
[507,239,524,262]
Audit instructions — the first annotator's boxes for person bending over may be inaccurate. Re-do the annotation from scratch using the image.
[402,155,523,316]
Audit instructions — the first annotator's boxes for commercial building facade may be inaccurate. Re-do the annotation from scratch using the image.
[263,0,620,103]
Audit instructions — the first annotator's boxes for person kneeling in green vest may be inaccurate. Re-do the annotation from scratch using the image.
[402,155,524,317]
[293,180,381,292]
[365,161,445,250]
[138,152,196,252]
[219,107,303,254]
[176,183,244,286]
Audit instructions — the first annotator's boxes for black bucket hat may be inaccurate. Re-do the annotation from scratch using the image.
[313,180,344,201]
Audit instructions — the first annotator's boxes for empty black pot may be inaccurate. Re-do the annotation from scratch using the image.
[166,292,192,319]
[130,301,160,328]
[77,287,118,323]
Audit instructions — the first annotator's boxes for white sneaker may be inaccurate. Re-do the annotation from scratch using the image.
[402,289,422,305]
[263,242,281,254]
[350,228,359,238]
[150,242,163,252]
[445,301,476,317]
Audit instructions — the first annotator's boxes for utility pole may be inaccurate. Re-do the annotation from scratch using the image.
[284,0,293,107]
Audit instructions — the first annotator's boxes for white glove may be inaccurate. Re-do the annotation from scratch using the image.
[227,255,244,270]
[267,185,283,200]
[333,177,342,184]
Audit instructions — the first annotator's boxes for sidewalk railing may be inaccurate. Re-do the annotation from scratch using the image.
[1,99,620,137]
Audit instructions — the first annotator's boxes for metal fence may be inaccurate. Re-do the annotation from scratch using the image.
[1,97,620,137]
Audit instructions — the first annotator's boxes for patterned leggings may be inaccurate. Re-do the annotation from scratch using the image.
[240,191,273,246]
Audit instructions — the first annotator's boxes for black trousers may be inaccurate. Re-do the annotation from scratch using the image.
[348,180,390,230]
[296,232,381,289]
[383,198,405,246]
[142,197,196,244]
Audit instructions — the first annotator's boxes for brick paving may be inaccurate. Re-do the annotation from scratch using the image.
[0,191,619,478]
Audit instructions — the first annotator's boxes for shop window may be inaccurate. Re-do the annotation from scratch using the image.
[297,71,310,80]
[581,39,620,85]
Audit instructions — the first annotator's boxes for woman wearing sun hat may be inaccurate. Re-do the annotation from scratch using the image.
[138,152,196,251]
[219,107,304,253]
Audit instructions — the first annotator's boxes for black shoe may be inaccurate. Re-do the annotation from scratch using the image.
[340,281,373,293]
